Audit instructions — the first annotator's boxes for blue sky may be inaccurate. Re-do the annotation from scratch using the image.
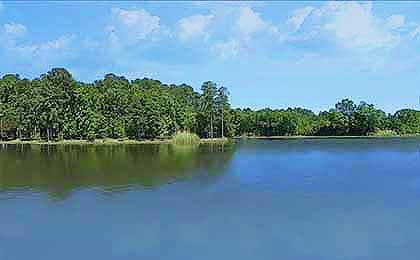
[1,1,420,113]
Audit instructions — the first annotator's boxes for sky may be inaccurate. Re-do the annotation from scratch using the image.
[0,1,420,113]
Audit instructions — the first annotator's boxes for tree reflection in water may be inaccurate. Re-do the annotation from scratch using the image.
[0,143,236,200]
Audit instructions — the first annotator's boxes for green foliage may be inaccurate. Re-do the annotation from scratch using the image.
[0,68,232,141]
[230,99,418,137]
[317,110,349,136]
[349,102,386,135]
[391,109,420,135]
[86,132,96,142]
[335,99,356,118]
[368,129,398,137]
[0,69,418,140]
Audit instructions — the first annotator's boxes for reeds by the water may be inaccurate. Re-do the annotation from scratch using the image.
[171,131,200,146]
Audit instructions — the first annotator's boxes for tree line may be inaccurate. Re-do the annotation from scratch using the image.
[0,68,419,141]
[232,101,420,137]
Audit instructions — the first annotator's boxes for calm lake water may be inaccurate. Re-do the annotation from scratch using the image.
[1,138,420,260]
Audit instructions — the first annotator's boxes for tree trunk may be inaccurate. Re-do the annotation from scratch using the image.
[221,108,224,138]
[0,118,3,140]
[210,113,213,139]
[47,128,50,142]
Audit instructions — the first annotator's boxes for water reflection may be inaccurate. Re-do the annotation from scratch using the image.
[0,143,236,199]
[236,137,420,153]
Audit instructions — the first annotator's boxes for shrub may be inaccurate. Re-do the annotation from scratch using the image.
[87,132,96,142]
[368,129,398,137]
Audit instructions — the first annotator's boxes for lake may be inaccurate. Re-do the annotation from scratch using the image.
[1,138,420,260]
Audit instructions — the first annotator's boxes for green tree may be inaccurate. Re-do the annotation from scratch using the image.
[391,109,420,134]
[200,81,217,138]
[349,102,386,135]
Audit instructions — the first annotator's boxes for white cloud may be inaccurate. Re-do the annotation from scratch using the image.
[236,6,266,38]
[112,8,159,31]
[289,2,402,50]
[11,35,74,58]
[3,23,26,38]
[1,23,27,49]
[1,22,74,61]
[325,2,398,49]
[107,7,160,46]
[286,6,314,32]
[386,15,405,30]
[177,14,214,41]
[212,39,239,59]
[312,2,341,17]
[210,5,279,59]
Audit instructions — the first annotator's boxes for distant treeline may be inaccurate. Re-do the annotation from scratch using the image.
[0,68,419,141]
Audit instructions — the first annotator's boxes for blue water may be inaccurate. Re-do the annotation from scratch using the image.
[1,138,420,259]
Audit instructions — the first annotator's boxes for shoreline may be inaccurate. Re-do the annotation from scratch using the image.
[236,135,420,140]
[0,136,418,146]
[0,138,230,146]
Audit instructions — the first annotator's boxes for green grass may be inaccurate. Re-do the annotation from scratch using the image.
[171,131,201,146]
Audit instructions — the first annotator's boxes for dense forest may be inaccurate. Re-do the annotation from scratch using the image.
[0,68,419,141]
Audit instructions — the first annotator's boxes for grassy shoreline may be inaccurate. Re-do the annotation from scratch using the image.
[0,137,230,146]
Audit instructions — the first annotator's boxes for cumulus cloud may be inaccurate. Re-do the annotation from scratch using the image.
[288,2,403,50]
[325,2,399,49]
[212,39,239,59]
[177,14,214,41]
[209,6,280,59]
[106,7,160,46]
[236,6,266,39]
